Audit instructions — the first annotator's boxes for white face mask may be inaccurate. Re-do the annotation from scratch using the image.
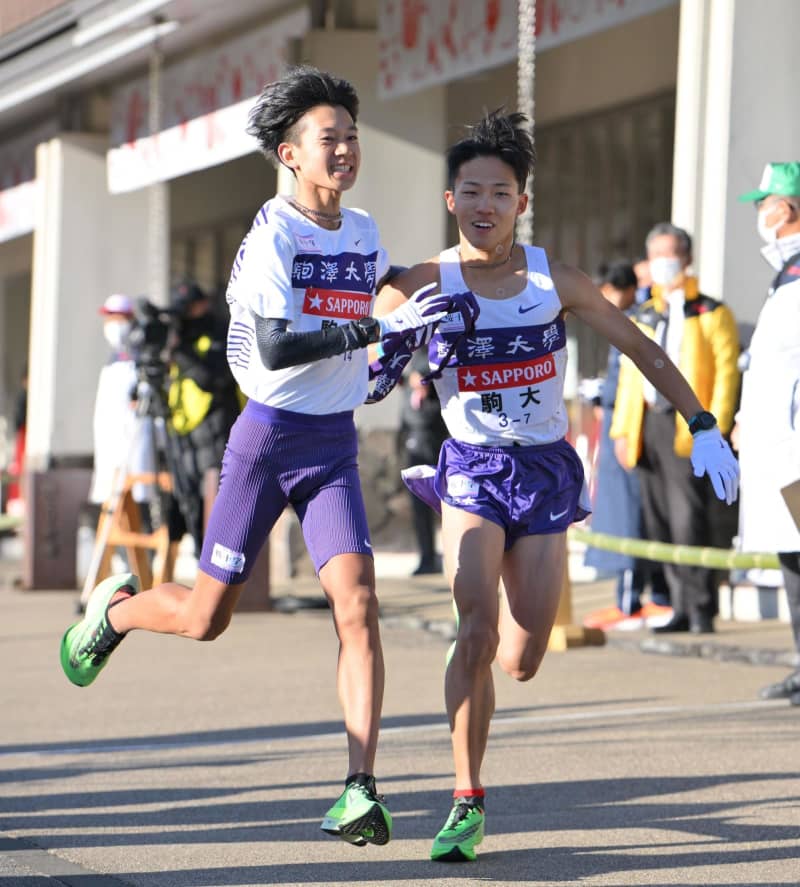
[757,206,782,244]
[760,231,800,272]
[103,320,131,350]
[649,256,683,287]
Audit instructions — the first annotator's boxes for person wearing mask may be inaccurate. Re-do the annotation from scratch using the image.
[734,162,800,704]
[583,262,671,630]
[89,294,155,521]
[611,223,740,634]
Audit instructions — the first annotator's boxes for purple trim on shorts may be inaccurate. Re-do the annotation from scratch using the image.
[403,437,590,550]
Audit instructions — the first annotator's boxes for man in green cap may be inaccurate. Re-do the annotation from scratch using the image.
[734,162,800,704]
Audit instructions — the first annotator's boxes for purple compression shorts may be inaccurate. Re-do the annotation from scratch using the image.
[403,437,590,550]
[199,400,372,583]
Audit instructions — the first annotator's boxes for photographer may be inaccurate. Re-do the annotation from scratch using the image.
[90,294,155,518]
[165,279,240,554]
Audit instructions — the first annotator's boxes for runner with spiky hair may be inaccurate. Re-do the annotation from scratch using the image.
[375,108,739,862]
[60,65,451,849]
[247,64,359,166]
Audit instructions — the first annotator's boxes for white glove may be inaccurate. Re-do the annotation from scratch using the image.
[377,283,452,337]
[690,427,740,505]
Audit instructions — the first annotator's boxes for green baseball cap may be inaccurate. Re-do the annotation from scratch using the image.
[738,162,800,202]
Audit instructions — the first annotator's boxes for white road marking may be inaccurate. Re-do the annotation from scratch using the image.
[0,700,782,760]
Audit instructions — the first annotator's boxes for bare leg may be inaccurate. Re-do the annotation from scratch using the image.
[319,552,384,777]
[497,532,567,681]
[441,504,505,790]
[105,570,243,641]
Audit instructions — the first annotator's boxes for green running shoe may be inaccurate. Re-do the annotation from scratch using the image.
[430,798,485,862]
[60,573,139,687]
[320,776,392,846]
[338,833,368,848]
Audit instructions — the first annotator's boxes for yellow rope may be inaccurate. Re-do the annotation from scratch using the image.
[570,527,780,570]
[0,514,22,533]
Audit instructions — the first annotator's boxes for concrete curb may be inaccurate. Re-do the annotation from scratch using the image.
[606,634,800,668]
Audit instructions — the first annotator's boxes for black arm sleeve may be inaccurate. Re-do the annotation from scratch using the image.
[254,315,379,371]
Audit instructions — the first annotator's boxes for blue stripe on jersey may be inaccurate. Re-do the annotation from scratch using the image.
[227,204,270,294]
[430,316,566,368]
[291,251,379,292]
[227,321,254,371]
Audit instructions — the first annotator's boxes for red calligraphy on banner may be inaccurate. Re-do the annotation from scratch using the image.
[107,9,309,193]
[486,0,500,34]
[535,0,649,38]
[402,0,424,49]
[378,0,675,98]
[426,36,441,71]
[545,0,561,35]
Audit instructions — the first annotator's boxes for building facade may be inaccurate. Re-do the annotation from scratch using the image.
[1,0,798,577]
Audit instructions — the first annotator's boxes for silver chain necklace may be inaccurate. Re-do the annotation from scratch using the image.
[289,198,343,223]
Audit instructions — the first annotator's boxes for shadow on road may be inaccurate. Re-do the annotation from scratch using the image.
[1,772,798,883]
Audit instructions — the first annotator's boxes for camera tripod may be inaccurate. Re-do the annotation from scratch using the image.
[78,365,201,610]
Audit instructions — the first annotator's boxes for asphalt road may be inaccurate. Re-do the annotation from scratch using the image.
[1,579,798,887]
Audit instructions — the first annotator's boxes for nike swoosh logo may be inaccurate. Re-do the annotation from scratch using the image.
[518,302,542,314]
[355,239,361,246]
[550,507,569,521]
[363,538,372,550]
[437,822,482,843]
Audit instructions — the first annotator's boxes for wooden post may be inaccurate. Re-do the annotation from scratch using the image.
[93,471,179,588]
[548,538,605,651]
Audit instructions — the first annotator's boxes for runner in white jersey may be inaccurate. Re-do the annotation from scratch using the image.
[59,67,450,851]
[375,110,740,863]
[431,242,570,446]
[226,196,387,412]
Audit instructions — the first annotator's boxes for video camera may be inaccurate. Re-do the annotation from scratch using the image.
[129,298,177,386]
[128,282,207,386]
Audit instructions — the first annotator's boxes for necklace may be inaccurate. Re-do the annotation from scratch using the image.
[459,243,517,298]
[459,243,515,271]
[288,198,342,223]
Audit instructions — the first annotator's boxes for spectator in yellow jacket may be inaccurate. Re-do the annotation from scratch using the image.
[610,223,740,633]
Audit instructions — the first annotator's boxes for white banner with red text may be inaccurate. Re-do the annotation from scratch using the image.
[378,0,677,99]
[107,7,309,194]
[0,121,57,243]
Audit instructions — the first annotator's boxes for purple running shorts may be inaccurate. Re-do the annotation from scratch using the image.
[402,437,590,550]
[199,400,372,583]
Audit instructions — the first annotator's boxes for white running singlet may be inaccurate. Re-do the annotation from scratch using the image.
[226,197,389,414]
[431,244,569,446]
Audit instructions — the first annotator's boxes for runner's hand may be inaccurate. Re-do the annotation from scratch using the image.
[377,283,452,337]
[690,427,739,505]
